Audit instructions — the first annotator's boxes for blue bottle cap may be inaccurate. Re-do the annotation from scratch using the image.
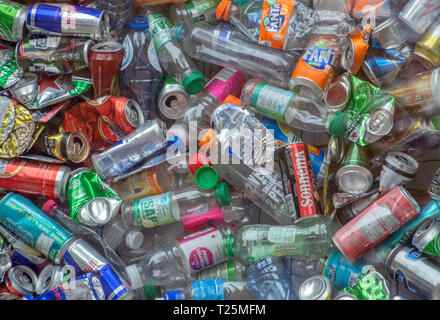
[130,16,149,30]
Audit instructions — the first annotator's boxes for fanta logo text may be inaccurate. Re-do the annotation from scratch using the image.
[294,150,313,207]
[263,3,285,33]
[302,45,337,71]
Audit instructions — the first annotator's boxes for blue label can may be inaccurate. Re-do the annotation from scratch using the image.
[0,193,74,263]
[26,3,109,40]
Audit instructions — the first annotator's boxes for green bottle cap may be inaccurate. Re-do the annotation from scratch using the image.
[213,182,231,207]
[222,234,235,258]
[144,284,158,300]
[328,112,348,137]
[431,115,440,131]
[182,71,205,95]
[194,166,219,190]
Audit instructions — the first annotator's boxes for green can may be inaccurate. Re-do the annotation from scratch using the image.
[412,218,440,257]
[67,168,121,226]
[335,143,373,196]
[342,270,390,300]
[0,0,27,42]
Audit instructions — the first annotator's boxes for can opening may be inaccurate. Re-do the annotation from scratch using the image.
[325,83,348,108]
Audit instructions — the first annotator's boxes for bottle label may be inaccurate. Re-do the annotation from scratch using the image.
[148,14,173,52]
[197,260,237,281]
[267,227,295,243]
[259,0,296,50]
[187,0,220,23]
[163,290,182,300]
[148,41,162,73]
[132,192,176,229]
[178,226,227,273]
[112,167,164,201]
[250,83,292,122]
[192,278,225,300]
[121,35,133,71]
[204,68,246,103]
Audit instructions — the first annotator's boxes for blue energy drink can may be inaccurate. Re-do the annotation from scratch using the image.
[362,48,406,86]
[26,3,109,40]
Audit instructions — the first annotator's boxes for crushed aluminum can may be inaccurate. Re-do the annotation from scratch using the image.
[0,250,12,283]
[0,43,22,89]
[4,265,38,297]
[35,264,72,295]
[8,71,38,105]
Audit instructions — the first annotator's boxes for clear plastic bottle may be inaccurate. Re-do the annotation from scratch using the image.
[170,0,221,25]
[161,278,255,300]
[121,182,232,230]
[174,23,299,88]
[102,215,145,253]
[95,0,134,40]
[233,217,335,262]
[246,256,298,300]
[240,79,327,132]
[125,224,235,290]
[196,259,247,281]
[146,10,206,95]
[120,16,164,121]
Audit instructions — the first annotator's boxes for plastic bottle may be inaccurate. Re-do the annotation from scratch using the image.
[161,278,255,300]
[125,224,235,290]
[120,16,164,121]
[146,10,205,95]
[170,0,221,25]
[95,0,134,40]
[102,215,145,253]
[196,260,247,281]
[174,23,299,88]
[121,182,232,230]
[240,79,327,132]
[246,256,297,300]
[232,217,335,262]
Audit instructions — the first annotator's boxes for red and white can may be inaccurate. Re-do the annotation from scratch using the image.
[0,158,71,202]
[332,186,420,261]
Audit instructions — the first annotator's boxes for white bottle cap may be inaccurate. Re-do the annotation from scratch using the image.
[125,264,143,290]
[125,230,144,250]
[167,123,188,147]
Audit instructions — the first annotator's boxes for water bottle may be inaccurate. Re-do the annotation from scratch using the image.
[161,278,255,300]
[146,10,206,95]
[95,0,134,40]
[246,256,297,300]
[174,23,299,88]
[121,182,232,230]
[170,0,221,25]
[120,16,164,121]
[196,260,247,281]
[233,218,335,262]
[125,224,235,290]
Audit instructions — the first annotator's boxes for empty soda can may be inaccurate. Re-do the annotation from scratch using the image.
[4,265,38,297]
[298,275,333,300]
[324,72,351,112]
[36,264,69,295]
[379,151,419,194]
[78,197,120,227]
[412,218,440,257]
[341,25,371,74]
[8,72,38,105]
[428,166,440,202]
[0,250,12,283]
[157,77,190,121]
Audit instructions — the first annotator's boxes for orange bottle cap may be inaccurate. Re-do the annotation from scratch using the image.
[223,95,241,105]
[216,0,232,21]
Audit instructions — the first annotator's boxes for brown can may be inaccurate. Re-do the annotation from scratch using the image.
[88,41,124,98]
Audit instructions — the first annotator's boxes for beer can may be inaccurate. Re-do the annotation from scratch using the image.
[25,3,109,40]
[428,166,440,201]
[88,41,124,98]
[415,22,440,68]
[370,17,406,50]
[324,72,351,112]
[277,141,322,222]
[386,245,440,299]
[362,48,406,87]
[8,71,38,106]
[33,130,90,164]
[335,143,373,195]
[0,158,71,201]
[298,275,333,300]
[0,43,23,89]
[384,68,440,113]
[313,0,353,14]
[399,0,440,36]
[35,264,69,295]
[289,36,339,102]
[379,151,419,194]
[15,35,95,74]
[157,76,190,121]
[332,186,420,261]
[0,0,27,42]
[4,265,37,297]
[412,218,440,256]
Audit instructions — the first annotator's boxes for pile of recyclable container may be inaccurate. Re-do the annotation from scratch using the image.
[0,0,440,300]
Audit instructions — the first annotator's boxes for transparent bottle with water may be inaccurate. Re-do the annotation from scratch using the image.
[120,16,163,121]
[170,0,221,25]
[95,0,134,40]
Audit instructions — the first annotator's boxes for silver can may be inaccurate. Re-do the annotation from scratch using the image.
[6,265,38,296]
[157,82,190,120]
[428,166,440,201]
[298,275,333,300]
[313,0,352,14]
[25,3,110,41]
[36,264,70,295]
[379,151,419,194]
[399,0,440,35]
[333,293,358,300]
[412,218,440,256]
[0,250,12,283]
[60,238,108,275]
[324,72,351,112]
[8,72,38,106]
[386,245,440,299]
[371,17,407,50]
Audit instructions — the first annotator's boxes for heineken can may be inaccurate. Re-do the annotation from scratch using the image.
[157,76,190,121]
[298,275,333,300]
[25,3,109,40]
[335,143,373,195]
[0,0,27,42]
[415,21,440,68]
[16,35,94,74]
[0,43,22,89]
[4,265,37,297]
[412,218,440,256]
[8,71,38,105]
[386,245,440,300]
